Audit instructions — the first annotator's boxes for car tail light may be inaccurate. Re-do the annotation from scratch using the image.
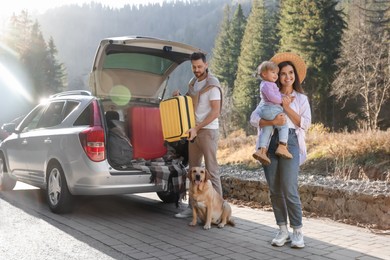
[79,100,105,162]
[79,126,105,162]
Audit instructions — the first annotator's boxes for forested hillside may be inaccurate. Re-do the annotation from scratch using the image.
[1,0,388,131]
[37,0,251,89]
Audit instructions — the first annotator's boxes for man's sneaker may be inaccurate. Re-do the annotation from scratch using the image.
[174,207,192,218]
[290,230,305,248]
[271,231,291,247]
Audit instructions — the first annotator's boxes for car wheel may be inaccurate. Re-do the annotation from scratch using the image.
[156,190,177,203]
[46,162,73,213]
[0,155,16,191]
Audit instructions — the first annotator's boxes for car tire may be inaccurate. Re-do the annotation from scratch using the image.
[0,155,16,191]
[46,162,73,213]
[156,190,177,203]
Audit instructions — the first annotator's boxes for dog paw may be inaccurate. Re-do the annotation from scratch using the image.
[218,223,225,228]
[203,224,211,230]
[189,221,197,226]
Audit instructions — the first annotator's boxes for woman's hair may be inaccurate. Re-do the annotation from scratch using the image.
[276,61,304,94]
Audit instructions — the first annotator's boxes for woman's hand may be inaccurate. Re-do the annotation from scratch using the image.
[282,95,301,127]
[282,95,292,108]
[273,113,286,126]
[259,113,286,128]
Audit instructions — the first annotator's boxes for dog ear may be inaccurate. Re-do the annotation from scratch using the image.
[187,168,193,181]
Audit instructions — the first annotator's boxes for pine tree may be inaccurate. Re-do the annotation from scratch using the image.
[209,3,247,93]
[209,5,232,90]
[210,4,247,136]
[5,12,67,101]
[5,11,33,56]
[47,37,67,94]
[232,0,279,131]
[26,20,50,99]
[226,4,246,96]
[278,0,345,127]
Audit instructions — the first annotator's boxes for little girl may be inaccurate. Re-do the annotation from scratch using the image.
[252,61,292,165]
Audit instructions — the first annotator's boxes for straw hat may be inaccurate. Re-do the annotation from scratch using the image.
[270,52,307,83]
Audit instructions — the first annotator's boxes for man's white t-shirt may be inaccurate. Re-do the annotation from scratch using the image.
[193,78,221,130]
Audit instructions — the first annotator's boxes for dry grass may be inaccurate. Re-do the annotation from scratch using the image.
[306,125,390,160]
[217,129,259,168]
[218,125,390,181]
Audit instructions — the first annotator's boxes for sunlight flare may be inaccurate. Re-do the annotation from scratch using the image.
[0,62,33,102]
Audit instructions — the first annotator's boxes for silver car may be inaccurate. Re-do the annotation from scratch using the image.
[0,36,202,213]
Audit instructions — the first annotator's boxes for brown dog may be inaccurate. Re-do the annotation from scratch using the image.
[188,166,235,229]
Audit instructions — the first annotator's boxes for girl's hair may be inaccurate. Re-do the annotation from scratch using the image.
[257,61,279,79]
[276,61,304,93]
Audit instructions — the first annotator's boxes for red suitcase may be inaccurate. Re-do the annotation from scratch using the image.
[128,106,167,160]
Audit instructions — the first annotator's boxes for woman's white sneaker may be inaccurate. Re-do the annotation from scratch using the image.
[290,230,305,248]
[271,231,291,247]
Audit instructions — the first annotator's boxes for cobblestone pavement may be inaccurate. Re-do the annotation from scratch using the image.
[0,182,389,260]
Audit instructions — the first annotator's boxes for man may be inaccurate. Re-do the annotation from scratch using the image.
[175,52,223,218]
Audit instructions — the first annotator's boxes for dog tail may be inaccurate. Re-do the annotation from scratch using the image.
[222,200,235,227]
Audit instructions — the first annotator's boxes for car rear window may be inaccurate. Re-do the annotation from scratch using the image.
[64,101,80,119]
[103,53,174,75]
[74,103,92,126]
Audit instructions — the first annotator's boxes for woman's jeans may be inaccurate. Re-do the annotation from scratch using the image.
[263,129,302,229]
[258,104,289,147]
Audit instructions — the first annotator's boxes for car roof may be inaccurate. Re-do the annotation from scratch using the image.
[49,90,95,101]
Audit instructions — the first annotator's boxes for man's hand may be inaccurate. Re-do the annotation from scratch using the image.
[172,90,180,96]
[273,113,286,126]
[186,127,197,141]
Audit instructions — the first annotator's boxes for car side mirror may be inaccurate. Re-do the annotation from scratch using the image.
[2,123,17,133]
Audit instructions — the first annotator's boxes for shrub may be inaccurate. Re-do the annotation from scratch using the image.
[218,128,390,181]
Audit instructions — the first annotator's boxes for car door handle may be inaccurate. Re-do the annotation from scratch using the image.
[44,138,52,144]
[22,139,28,145]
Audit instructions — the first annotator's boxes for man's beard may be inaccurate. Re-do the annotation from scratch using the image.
[195,70,206,79]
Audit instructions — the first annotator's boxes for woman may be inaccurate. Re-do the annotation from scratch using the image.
[250,52,312,248]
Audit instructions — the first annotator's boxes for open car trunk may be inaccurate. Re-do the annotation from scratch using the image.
[90,36,203,204]
[89,36,202,101]
[89,36,201,168]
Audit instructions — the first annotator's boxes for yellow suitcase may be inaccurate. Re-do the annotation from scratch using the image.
[159,96,195,142]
